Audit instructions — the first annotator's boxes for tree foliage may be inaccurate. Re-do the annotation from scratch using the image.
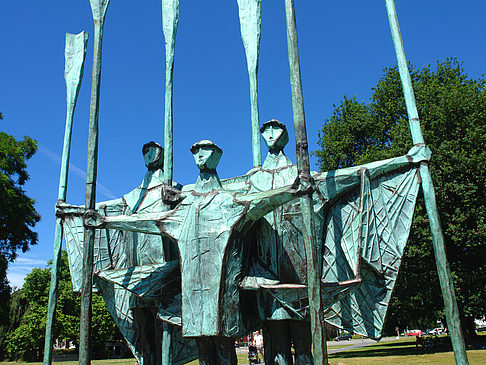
[3,251,117,361]
[314,59,486,337]
[0,130,40,261]
[0,115,40,356]
[0,255,13,353]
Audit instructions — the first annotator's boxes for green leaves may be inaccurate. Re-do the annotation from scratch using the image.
[0,132,40,261]
[3,251,116,361]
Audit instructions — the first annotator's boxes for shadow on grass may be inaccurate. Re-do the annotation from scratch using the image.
[330,337,461,359]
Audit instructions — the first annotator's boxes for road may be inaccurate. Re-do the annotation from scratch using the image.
[237,336,401,364]
[327,336,398,353]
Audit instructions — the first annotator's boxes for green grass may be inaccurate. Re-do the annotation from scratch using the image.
[329,336,486,365]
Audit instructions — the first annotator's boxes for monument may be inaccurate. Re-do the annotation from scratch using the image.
[43,0,470,364]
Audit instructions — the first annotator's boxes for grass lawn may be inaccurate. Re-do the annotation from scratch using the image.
[329,336,486,365]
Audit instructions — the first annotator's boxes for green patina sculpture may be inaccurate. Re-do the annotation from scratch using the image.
[385,1,468,363]
[161,0,179,185]
[48,1,469,364]
[237,0,262,167]
[240,120,315,364]
[44,31,89,365]
[83,140,310,364]
[58,142,197,365]
[61,126,430,364]
[225,120,430,364]
[80,1,111,363]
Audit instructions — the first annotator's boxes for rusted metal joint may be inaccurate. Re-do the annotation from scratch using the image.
[357,167,370,178]
[295,141,309,152]
[162,184,183,205]
[55,199,66,218]
[293,172,315,196]
[83,209,104,229]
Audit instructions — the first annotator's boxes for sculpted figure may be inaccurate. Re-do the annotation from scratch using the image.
[235,120,431,364]
[58,141,196,365]
[244,120,313,364]
[85,140,310,365]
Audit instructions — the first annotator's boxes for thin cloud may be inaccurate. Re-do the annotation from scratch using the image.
[39,144,117,199]
[6,258,49,289]
[12,257,47,266]
[7,271,28,290]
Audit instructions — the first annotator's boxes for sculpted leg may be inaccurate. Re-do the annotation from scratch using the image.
[289,320,313,365]
[132,307,161,365]
[196,337,236,365]
[264,321,292,365]
[214,337,237,365]
[196,337,218,365]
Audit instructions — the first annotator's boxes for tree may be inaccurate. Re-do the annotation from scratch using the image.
[0,129,40,261]
[4,251,117,361]
[314,59,486,341]
[0,255,13,355]
[0,115,40,356]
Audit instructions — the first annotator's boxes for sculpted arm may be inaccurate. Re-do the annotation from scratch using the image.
[56,197,126,215]
[313,144,431,201]
[238,177,308,221]
[84,210,175,237]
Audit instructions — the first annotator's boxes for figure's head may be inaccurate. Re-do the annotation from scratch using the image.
[142,141,164,170]
[190,140,223,170]
[260,119,289,152]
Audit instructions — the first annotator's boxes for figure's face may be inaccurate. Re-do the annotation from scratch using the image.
[193,147,217,170]
[262,125,285,151]
[144,146,162,169]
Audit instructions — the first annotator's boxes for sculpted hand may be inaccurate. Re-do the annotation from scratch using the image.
[55,200,84,217]
[56,201,66,217]
[83,209,105,228]
[406,144,432,163]
[292,172,314,196]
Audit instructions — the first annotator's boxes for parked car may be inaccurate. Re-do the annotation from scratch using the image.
[433,327,446,335]
[334,333,352,341]
[407,329,423,336]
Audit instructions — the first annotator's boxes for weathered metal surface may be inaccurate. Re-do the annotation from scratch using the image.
[319,159,421,338]
[80,1,110,362]
[43,31,88,365]
[161,0,180,185]
[384,1,469,364]
[240,120,314,363]
[49,4,463,364]
[84,140,309,362]
[237,0,262,167]
[283,0,327,362]
[59,144,197,364]
[239,138,429,341]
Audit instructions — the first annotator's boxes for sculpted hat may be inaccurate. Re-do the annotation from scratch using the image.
[260,119,287,134]
[190,139,223,155]
[142,141,164,155]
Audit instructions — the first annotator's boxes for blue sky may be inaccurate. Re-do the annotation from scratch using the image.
[2,1,485,288]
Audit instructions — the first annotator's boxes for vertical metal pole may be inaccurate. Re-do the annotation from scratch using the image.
[161,0,180,185]
[237,0,262,167]
[284,0,327,363]
[384,1,469,364]
[161,322,172,365]
[43,32,88,365]
[80,2,110,364]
